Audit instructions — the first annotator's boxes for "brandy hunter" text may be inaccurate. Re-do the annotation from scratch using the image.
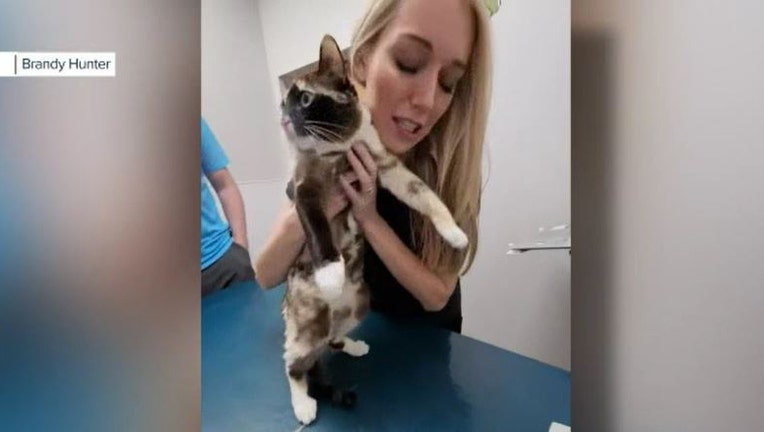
[21,57,112,72]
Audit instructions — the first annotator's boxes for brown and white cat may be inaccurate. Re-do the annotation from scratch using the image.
[280,34,468,425]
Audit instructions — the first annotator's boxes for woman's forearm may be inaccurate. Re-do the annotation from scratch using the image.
[360,214,458,311]
[253,204,306,289]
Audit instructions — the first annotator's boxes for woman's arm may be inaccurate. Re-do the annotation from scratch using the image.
[361,214,459,311]
[253,203,305,289]
[340,143,458,311]
[254,183,351,289]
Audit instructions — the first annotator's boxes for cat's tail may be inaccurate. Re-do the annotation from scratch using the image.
[307,361,357,409]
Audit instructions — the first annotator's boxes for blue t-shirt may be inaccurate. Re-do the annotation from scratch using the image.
[201,118,234,270]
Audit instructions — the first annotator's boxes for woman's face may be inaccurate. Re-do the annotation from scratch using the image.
[357,0,475,156]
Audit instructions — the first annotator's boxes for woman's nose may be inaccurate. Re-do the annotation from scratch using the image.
[409,71,439,113]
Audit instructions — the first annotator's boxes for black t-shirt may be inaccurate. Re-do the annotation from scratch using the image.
[286,181,463,333]
[364,188,463,333]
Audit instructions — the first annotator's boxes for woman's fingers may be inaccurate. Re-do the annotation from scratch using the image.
[339,174,361,203]
[347,148,371,189]
[342,171,359,185]
[352,142,378,179]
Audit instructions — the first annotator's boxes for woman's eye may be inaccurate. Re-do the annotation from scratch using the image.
[440,82,456,94]
[300,91,315,107]
[396,60,418,74]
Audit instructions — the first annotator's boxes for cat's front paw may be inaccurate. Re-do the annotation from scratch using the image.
[437,224,469,249]
[292,393,317,425]
[431,216,469,249]
[315,259,345,299]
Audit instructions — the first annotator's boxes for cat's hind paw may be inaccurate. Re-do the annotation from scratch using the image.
[292,393,317,425]
[315,259,345,299]
[343,339,370,357]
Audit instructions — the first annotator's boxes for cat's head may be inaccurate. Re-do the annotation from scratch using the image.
[281,35,361,153]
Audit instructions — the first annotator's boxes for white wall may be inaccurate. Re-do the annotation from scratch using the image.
[461,0,571,370]
[257,0,368,105]
[201,0,290,251]
[204,0,570,370]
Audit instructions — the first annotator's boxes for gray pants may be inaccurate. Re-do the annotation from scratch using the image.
[202,242,255,297]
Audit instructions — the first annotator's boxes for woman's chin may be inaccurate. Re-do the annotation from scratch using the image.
[379,132,415,156]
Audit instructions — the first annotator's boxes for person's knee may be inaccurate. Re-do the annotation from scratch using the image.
[235,262,255,282]
[230,244,255,282]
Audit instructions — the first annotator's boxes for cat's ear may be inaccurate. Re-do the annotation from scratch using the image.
[318,34,346,78]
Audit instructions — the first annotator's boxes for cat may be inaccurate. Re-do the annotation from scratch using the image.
[279,34,469,425]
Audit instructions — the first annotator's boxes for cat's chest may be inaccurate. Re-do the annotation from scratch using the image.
[297,152,349,179]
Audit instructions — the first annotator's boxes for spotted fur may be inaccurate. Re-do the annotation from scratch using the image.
[280,34,468,425]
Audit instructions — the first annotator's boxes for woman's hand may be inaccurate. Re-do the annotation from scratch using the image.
[339,142,380,227]
[325,178,352,220]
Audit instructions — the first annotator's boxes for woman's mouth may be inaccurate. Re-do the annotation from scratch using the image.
[393,116,423,138]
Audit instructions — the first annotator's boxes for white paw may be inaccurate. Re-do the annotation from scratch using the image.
[292,394,317,425]
[439,225,469,249]
[344,339,370,357]
[315,260,345,298]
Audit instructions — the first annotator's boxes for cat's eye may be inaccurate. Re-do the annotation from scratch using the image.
[300,91,315,107]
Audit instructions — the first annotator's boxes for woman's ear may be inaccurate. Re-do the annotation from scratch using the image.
[351,49,369,86]
[350,79,366,103]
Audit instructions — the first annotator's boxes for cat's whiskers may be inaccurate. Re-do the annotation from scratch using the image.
[304,120,349,131]
[313,126,344,141]
[304,122,347,141]
[304,126,333,143]
[305,125,344,143]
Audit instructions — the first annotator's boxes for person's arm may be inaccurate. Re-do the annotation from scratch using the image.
[254,182,352,289]
[207,167,249,249]
[361,213,459,311]
[339,143,458,311]
[253,203,306,289]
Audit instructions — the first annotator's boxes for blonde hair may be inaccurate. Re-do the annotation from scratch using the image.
[350,0,492,275]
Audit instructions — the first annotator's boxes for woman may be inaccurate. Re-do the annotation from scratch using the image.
[254,0,491,333]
